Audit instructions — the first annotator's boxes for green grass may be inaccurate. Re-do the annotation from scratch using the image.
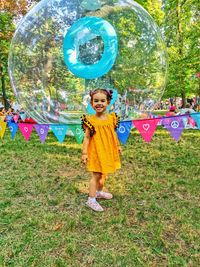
[0,128,200,266]
[152,110,167,116]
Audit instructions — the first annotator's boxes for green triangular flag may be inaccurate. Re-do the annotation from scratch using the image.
[69,124,84,144]
[20,112,27,121]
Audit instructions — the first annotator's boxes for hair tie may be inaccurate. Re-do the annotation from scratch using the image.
[107,90,113,96]
[89,91,94,97]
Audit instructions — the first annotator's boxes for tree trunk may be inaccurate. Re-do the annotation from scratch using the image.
[0,66,9,109]
[176,0,185,106]
[181,91,186,108]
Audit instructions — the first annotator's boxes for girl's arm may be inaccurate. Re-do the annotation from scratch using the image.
[82,127,90,164]
[118,144,122,154]
[111,113,122,154]
[117,137,122,154]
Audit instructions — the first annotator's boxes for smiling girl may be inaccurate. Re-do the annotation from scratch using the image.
[81,89,122,212]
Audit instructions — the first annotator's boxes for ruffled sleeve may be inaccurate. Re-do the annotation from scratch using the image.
[111,112,120,130]
[80,114,95,137]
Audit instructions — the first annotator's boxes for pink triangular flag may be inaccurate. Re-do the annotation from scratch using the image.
[132,118,160,143]
[13,114,19,123]
[18,123,34,141]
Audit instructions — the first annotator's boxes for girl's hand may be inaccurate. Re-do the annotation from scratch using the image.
[82,154,88,164]
[118,146,122,155]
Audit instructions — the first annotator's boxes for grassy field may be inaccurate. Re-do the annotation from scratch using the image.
[0,127,200,267]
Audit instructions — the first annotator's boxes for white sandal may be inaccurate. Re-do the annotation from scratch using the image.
[86,199,104,212]
[96,191,113,200]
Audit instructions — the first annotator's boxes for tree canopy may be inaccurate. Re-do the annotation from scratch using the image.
[0,0,199,108]
[161,0,200,103]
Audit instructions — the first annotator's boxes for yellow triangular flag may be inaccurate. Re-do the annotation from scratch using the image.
[0,122,7,138]
[0,116,6,122]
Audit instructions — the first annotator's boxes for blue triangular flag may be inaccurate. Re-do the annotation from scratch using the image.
[8,122,18,139]
[181,115,189,128]
[51,124,68,143]
[191,113,200,129]
[116,121,132,144]
[6,115,13,122]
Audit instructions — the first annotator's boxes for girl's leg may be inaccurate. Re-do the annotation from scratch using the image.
[96,173,113,200]
[89,172,101,197]
[97,173,107,191]
[86,172,104,212]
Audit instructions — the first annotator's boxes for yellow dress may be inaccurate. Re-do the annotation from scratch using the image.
[82,112,121,174]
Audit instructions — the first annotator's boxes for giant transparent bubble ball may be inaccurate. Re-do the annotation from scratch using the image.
[9,0,167,123]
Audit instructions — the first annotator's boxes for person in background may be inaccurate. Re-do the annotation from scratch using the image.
[160,101,164,110]
[181,103,196,128]
[0,107,6,116]
[165,106,178,116]
[180,103,195,115]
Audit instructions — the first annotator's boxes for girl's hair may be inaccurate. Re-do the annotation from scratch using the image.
[90,89,113,102]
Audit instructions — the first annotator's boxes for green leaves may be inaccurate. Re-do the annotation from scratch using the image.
[162,0,200,99]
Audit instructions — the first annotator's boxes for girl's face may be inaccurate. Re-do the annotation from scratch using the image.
[91,92,109,114]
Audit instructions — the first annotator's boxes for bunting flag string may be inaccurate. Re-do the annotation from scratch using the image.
[0,112,199,145]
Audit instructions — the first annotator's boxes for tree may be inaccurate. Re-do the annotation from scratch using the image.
[0,0,39,108]
[137,0,164,26]
[162,0,200,105]
[86,1,166,108]
[0,11,15,108]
